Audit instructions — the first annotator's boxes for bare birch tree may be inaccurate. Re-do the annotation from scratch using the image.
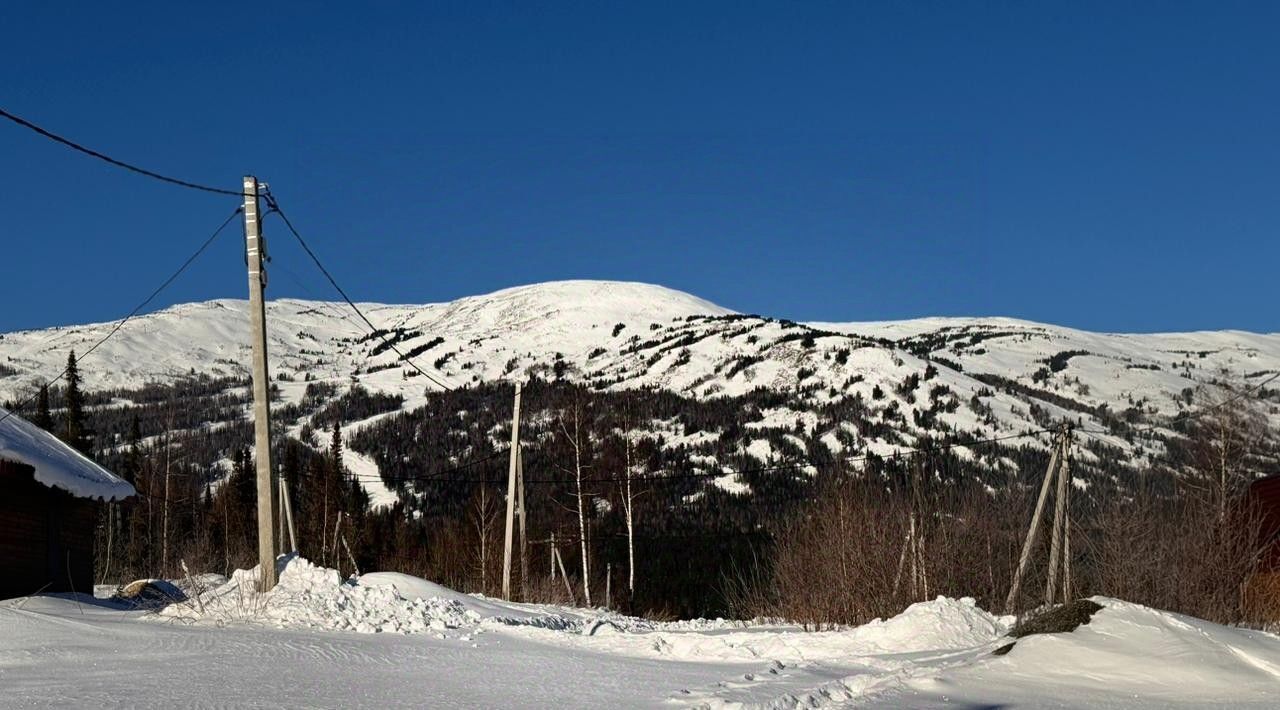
[559,401,592,606]
[1182,381,1263,519]
[621,429,638,602]
[470,481,502,595]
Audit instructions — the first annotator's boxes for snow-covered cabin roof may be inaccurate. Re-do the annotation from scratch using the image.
[0,406,135,501]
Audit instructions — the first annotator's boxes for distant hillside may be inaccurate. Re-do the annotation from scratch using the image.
[2,279,1278,509]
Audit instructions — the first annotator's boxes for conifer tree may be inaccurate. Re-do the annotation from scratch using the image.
[34,384,53,431]
[330,421,344,474]
[63,351,89,453]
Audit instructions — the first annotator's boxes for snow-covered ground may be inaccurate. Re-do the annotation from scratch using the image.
[3,557,1279,708]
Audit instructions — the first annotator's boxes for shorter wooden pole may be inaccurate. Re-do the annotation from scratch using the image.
[282,478,298,553]
[1004,432,1062,614]
[341,532,360,577]
[278,476,286,557]
[554,546,575,604]
[333,512,344,575]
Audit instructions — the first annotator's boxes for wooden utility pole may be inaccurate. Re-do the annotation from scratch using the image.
[553,544,575,603]
[893,512,924,599]
[281,477,298,553]
[243,176,277,591]
[332,512,343,572]
[278,470,286,557]
[501,382,523,599]
[162,449,172,579]
[1004,426,1071,614]
[516,446,528,597]
[1045,433,1072,605]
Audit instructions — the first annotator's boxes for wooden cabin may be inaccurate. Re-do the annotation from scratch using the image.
[0,408,134,600]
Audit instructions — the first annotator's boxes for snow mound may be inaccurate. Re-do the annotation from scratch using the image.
[163,557,482,635]
[161,558,587,635]
[555,597,1006,667]
[358,571,574,629]
[844,596,1006,654]
[966,598,1280,702]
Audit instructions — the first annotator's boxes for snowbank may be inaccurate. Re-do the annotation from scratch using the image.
[163,557,591,635]
[919,598,1280,706]
[27,566,1280,708]
[843,596,1006,654]
[519,595,1007,669]
[162,557,482,634]
[0,405,135,501]
[164,559,1008,666]
[150,557,1280,707]
[359,571,574,628]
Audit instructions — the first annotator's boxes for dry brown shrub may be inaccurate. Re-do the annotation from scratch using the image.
[1092,476,1263,625]
[739,479,1028,628]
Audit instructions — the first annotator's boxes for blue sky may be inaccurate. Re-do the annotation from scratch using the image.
[1,2,1276,333]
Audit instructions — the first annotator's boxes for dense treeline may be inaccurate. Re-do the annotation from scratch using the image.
[5,356,1274,622]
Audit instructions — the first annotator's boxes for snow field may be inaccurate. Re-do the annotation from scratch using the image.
[7,557,1280,707]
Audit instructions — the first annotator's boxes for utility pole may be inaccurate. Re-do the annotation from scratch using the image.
[278,468,286,557]
[1004,425,1072,614]
[162,437,171,579]
[502,382,523,599]
[516,446,528,597]
[281,478,298,554]
[554,543,574,604]
[244,176,277,592]
[1045,432,1072,605]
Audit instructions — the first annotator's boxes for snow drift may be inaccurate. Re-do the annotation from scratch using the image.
[163,557,482,634]
[13,558,1280,707]
[918,598,1280,707]
[162,557,587,634]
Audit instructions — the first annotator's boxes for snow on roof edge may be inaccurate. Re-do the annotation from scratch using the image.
[0,406,135,501]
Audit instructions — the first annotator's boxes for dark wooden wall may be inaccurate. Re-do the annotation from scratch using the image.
[0,460,98,600]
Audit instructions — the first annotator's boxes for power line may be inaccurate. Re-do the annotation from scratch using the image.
[0,206,243,427]
[260,191,456,392]
[270,258,372,339]
[0,107,251,197]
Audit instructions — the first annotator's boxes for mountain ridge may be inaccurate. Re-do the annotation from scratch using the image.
[3,279,1278,505]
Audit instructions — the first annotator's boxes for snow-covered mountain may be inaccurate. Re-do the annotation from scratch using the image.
[1,280,1276,477]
